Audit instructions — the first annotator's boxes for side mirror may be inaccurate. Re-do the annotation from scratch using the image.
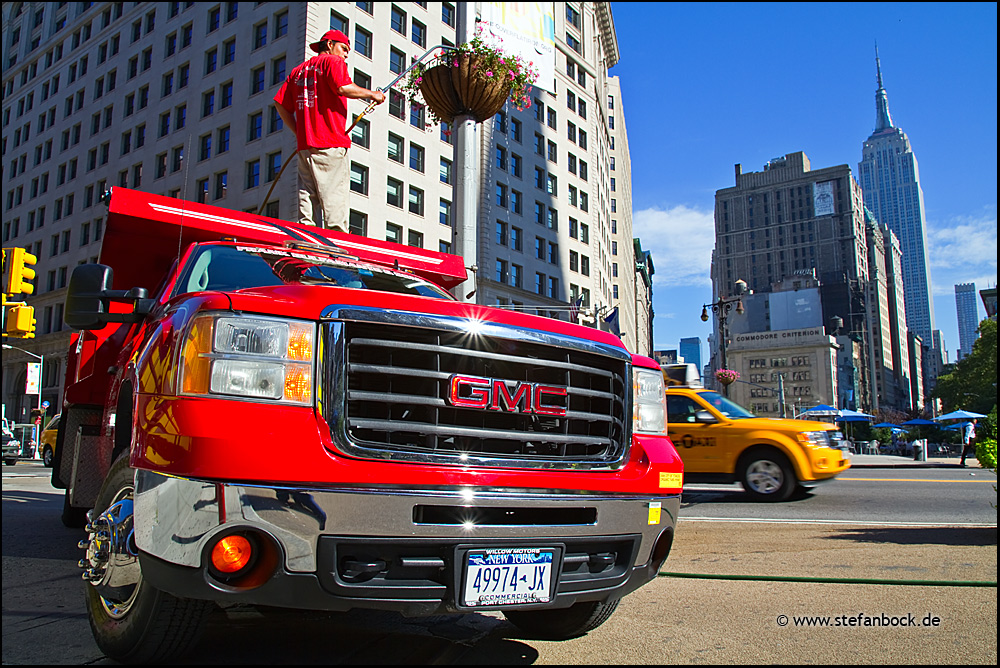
[65,264,155,330]
[694,410,717,424]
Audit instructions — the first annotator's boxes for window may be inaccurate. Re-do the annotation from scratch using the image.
[496,259,508,284]
[511,153,522,178]
[407,229,424,248]
[251,66,265,94]
[275,11,288,38]
[439,199,452,226]
[223,38,236,65]
[387,133,404,162]
[409,102,425,128]
[566,33,581,54]
[511,118,522,142]
[246,159,260,188]
[271,56,286,85]
[386,223,403,244]
[566,4,581,28]
[214,171,227,199]
[442,3,455,27]
[266,152,282,182]
[511,189,522,214]
[389,90,405,119]
[387,177,403,207]
[253,22,267,49]
[349,210,368,236]
[408,187,424,216]
[351,116,369,147]
[202,90,214,117]
[220,81,233,108]
[547,107,557,130]
[248,112,262,141]
[391,6,407,34]
[350,162,368,194]
[511,226,522,252]
[495,183,507,208]
[217,126,230,153]
[409,143,425,172]
[548,276,559,299]
[330,10,349,34]
[389,48,405,75]
[496,145,507,171]
[355,27,372,58]
[440,157,452,184]
[171,146,184,173]
[199,134,211,160]
[547,140,557,163]
[412,20,426,47]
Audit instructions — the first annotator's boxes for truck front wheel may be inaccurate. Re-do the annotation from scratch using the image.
[738,447,796,501]
[83,454,212,663]
[503,598,620,639]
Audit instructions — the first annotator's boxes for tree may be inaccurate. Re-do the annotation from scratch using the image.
[932,318,997,415]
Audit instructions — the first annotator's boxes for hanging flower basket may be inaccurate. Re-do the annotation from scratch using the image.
[403,27,538,126]
[418,55,512,123]
[715,369,740,386]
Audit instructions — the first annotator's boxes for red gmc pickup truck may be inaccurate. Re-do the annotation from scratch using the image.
[53,188,683,662]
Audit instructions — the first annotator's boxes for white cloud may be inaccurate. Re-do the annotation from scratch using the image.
[927,207,998,296]
[633,205,715,289]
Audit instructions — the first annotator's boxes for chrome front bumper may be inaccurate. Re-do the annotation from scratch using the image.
[133,471,679,613]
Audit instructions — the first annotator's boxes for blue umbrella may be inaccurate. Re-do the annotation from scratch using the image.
[934,410,987,421]
[873,422,898,428]
[837,409,874,422]
[902,418,937,426]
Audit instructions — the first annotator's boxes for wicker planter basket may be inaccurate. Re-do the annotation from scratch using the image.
[418,55,512,123]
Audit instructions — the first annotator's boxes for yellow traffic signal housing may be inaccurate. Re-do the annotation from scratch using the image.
[5,303,36,338]
[3,247,38,296]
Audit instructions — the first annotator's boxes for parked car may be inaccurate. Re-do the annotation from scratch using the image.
[40,414,60,468]
[2,422,19,466]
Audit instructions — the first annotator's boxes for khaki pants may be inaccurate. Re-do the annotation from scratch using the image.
[297,147,348,231]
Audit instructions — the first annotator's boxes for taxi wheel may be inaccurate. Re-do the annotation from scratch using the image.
[503,598,620,639]
[43,447,54,468]
[738,448,795,502]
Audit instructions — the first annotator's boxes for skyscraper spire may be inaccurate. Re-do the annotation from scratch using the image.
[874,43,894,131]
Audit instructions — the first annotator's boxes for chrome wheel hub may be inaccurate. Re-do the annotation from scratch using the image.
[78,488,141,618]
[746,460,783,494]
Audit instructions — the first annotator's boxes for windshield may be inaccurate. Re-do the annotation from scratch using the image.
[697,391,756,419]
[174,244,453,299]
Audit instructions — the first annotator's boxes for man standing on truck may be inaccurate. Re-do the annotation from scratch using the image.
[273,30,385,231]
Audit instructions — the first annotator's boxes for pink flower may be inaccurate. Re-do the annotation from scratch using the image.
[486,70,493,77]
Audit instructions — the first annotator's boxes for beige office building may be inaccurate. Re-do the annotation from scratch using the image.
[2,2,647,421]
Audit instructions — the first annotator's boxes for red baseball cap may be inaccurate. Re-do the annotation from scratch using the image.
[310,30,350,53]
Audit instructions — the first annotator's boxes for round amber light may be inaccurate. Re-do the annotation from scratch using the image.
[211,535,253,574]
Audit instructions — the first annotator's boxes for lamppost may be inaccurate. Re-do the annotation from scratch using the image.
[3,344,44,452]
[701,279,747,395]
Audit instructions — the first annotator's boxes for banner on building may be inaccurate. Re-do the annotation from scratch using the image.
[479,2,556,94]
[813,181,835,217]
[25,362,40,395]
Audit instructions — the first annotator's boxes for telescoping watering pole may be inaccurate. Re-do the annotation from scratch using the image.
[256,45,456,215]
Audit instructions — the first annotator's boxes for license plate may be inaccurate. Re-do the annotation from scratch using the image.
[462,547,555,607]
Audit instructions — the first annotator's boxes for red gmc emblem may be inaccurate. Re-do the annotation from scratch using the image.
[447,375,567,416]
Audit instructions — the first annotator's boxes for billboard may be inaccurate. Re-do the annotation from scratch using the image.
[479,2,556,94]
[813,181,835,216]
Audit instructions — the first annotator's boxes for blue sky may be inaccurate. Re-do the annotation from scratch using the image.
[609,2,998,363]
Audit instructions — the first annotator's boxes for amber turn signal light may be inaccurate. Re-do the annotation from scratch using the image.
[211,534,254,574]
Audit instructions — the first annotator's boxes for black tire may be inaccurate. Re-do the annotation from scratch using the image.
[42,447,54,468]
[4,458,16,466]
[61,490,89,528]
[503,598,620,639]
[85,454,213,663]
[738,448,796,502]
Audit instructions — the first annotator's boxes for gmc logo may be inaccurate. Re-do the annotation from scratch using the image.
[447,375,567,416]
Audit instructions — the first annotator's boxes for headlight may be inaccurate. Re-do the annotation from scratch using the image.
[180,314,315,405]
[797,431,831,448]
[633,367,667,434]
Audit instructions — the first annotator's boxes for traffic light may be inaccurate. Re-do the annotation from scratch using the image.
[3,247,37,296]
[5,303,36,338]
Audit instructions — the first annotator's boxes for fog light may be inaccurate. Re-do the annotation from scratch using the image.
[211,535,253,574]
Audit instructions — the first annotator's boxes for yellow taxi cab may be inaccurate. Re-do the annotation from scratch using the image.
[663,365,850,501]
[40,414,60,468]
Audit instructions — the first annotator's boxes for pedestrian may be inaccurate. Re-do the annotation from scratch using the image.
[273,30,385,231]
[960,419,977,467]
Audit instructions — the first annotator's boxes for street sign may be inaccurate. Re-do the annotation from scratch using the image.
[25,362,40,395]
[42,401,50,409]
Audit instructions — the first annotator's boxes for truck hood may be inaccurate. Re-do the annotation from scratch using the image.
[192,285,628,349]
[99,188,468,294]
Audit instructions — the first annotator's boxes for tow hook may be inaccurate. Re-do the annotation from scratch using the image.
[78,498,139,597]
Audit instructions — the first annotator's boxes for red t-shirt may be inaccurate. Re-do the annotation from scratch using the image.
[274,54,353,150]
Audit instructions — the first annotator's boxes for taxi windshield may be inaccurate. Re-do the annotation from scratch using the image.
[698,391,756,419]
[174,244,453,299]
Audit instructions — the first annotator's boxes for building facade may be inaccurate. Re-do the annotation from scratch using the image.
[2,1,646,422]
[679,336,701,371]
[713,151,879,411]
[954,282,980,360]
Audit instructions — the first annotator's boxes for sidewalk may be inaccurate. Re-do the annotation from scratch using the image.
[848,453,984,468]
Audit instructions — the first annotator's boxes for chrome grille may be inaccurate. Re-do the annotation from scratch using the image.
[322,311,631,469]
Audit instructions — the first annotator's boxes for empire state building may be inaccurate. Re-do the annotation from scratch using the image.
[857,48,936,345]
